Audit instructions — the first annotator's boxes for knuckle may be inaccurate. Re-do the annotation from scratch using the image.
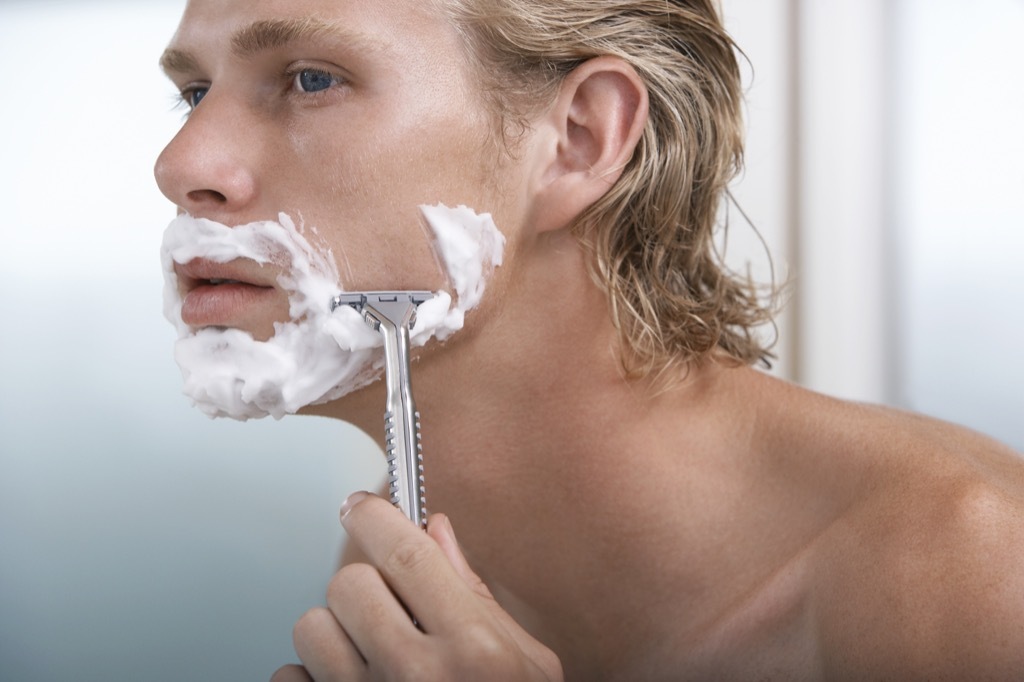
[460,623,511,666]
[292,606,333,645]
[382,538,435,577]
[326,562,378,603]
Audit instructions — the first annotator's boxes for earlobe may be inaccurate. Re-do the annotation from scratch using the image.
[532,56,649,233]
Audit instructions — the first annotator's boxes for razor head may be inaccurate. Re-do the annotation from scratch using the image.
[331,291,434,331]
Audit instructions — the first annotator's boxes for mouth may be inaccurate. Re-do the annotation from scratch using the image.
[175,257,277,287]
[174,258,281,331]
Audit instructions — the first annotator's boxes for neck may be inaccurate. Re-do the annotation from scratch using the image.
[313,233,823,676]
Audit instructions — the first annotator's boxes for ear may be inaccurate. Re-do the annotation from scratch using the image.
[531,56,649,233]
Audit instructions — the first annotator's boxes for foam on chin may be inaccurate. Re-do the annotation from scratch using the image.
[161,204,505,420]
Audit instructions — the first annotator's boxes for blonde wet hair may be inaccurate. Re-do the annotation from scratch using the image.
[446,0,778,380]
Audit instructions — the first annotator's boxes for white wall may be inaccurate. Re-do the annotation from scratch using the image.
[728,0,1024,454]
[787,0,1024,451]
[721,0,797,380]
[796,0,893,402]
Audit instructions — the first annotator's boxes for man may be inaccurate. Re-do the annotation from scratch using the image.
[155,0,1024,679]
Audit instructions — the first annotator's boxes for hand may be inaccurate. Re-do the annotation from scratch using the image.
[271,492,563,681]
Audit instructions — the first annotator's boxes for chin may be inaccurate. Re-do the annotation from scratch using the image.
[298,383,383,431]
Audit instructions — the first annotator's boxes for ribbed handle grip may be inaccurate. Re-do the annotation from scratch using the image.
[414,410,427,521]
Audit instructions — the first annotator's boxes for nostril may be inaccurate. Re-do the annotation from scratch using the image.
[187,189,229,204]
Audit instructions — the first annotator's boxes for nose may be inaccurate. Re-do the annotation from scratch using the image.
[154,93,259,220]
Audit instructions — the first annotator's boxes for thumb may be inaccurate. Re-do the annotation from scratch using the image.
[426,513,565,679]
[426,513,494,599]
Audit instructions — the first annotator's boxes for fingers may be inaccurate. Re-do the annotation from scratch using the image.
[427,513,494,601]
[289,560,425,682]
[292,606,366,682]
[269,664,313,682]
[325,562,423,663]
[341,493,489,635]
[428,512,564,680]
[285,494,564,681]
[427,514,471,579]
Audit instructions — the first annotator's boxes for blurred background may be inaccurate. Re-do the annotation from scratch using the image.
[1,0,1021,680]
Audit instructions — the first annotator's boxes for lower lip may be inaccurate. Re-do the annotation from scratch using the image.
[181,283,278,329]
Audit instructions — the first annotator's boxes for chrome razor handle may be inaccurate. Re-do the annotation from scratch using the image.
[371,303,426,528]
[331,292,432,528]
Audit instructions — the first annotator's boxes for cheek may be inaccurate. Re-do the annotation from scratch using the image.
[285,123,488,214]
[270,107,510,290]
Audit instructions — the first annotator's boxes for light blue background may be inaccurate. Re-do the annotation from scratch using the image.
[893,0,1024,447]
[0,3,384,680]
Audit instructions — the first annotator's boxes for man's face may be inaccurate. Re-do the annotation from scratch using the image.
[155,0,522,341]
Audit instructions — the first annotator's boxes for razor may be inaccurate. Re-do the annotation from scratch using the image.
[331,291,434,528]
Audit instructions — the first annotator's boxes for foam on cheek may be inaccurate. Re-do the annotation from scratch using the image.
[160,204,504,420]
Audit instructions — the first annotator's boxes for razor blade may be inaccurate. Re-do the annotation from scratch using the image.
[331,291,433,528]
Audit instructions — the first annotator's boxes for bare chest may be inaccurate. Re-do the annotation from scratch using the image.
[541,551,827,681]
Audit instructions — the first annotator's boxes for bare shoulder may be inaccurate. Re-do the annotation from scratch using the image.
[807,400,1024,677]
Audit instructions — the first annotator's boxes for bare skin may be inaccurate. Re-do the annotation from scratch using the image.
[335,355,1024,680]
[156,0,1024,679]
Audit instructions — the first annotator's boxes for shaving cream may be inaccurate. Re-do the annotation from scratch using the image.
[161,204,505,420]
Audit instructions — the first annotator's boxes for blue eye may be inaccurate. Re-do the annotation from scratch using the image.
[295,69,337,93]
[184,87,208,109]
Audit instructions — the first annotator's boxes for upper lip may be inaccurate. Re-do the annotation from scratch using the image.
[174,258,279,290]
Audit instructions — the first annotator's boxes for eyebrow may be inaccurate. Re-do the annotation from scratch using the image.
[159,16,386,76]
[159,47,200,75]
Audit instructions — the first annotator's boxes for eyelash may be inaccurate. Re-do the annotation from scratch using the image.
[173,84,210,115]
[173,67,347,115]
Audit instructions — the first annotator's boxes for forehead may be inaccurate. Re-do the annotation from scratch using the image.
[164,0,458,69]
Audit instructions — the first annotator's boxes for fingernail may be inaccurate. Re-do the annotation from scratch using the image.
[443,515,456,540]
[340,491,370,523]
